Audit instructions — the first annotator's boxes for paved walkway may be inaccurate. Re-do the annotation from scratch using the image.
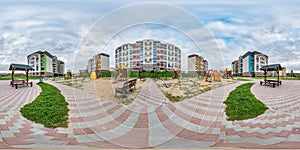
[1,79,300,148]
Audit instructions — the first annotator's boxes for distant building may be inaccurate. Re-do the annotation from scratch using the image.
[27,51,64,77]
[188,54,208,75]
[52,56,58,75]
[27,51,53,76]
[87,59,92,73]
[57,60,65,76]
[52,56,65,76]
[236,51,268,77]
[115,39,181,71]
[238,56,243,76]
[231,60,238,76]
[87,53,109,74]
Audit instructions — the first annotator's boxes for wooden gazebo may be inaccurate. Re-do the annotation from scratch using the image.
[260,64,282,88]
[9,64,34,89]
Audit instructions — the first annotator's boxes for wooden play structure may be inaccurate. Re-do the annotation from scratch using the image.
[223,68,233,79]
[9,64,33,89]
[205,70,221,82]
[260,64,282,88]
[173,67,180,79]
[65,69,72,79]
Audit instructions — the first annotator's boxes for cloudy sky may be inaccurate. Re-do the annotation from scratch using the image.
[1,0,300,73]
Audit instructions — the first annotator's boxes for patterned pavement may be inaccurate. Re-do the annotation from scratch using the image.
[1,79,300,148]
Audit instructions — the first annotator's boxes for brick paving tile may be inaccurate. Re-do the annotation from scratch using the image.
[2,80,300,148]
[3,137,34,145]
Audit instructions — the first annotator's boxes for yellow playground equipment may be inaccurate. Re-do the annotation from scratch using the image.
[65,69,72,79]
[117,64,126,69]
[90,72,97,80]
[224,68,233,79]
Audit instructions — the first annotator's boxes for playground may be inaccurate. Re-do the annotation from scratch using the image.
[56,67,237,104]
[80,78,144,103]
[155,77,236,102]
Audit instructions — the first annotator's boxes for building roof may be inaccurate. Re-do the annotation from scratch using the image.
[27,51,53,58]
[9,63,34,71]
[241,51,268,59]
[260,64,282,71]
[231,60,238,64]
[188,54,202,58]
[99,53,109,57]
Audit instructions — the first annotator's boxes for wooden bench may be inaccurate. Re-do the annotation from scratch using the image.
[115,79,137,97]
[10,80,33,89]
[260,79,282,88]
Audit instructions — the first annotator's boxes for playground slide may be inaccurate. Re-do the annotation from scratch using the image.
[161,79,169,88]
[113,72,123,84]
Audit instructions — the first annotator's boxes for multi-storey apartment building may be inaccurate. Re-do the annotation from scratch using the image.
[27,51,64,77]
[235,51,268,77]
[87,59,92,73]
[188,54,208,75]
[115,39,181,71]
[57,60,65,76]
[52,56,58,75]
[87,53,109,74]
[27,51,53,76]
[231,60,238,76]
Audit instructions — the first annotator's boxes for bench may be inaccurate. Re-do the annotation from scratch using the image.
[260,79,282,88]
[115,79,137,97]
[10,80,33,89]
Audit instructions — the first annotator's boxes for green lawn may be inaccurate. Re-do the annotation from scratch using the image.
[20,82,69,128]
[224,82,268,121]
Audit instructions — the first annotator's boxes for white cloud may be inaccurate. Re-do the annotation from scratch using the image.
[1,0,300,73]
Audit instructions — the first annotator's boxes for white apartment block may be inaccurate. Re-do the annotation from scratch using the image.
[57,60,65,76]
[115,39,181,71]
[27,51,53,76]
[27,51,65,76]
[188,54,208,75]
[87,53,109,73]
[238,51,268,77]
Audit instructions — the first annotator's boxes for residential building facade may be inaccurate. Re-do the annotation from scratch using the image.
[188,54,208,75]
[231,60,238,76]
[115,39,181,71]
[27,51,65,76]
[237,51,268,77]
[87,53,109,74]
[57,60,65,76]
[27,51,53,76]
[87,59,92,73]
[52,56,58,75]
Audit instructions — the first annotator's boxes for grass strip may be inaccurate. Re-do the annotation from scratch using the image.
[224,82,268,121]
[20,82,69,128]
